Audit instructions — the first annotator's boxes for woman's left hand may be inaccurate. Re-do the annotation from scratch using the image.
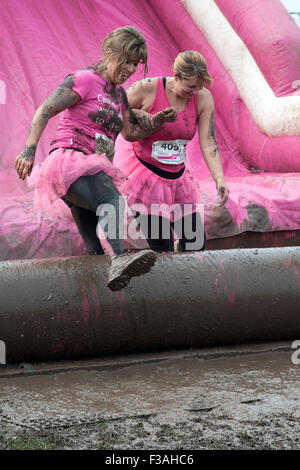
[216,178,229,205]
[161,106,177,123]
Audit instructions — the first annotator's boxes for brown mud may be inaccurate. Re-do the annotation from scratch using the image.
[88,107,123,135]
[0,342,299,450]
[206,203,273,239]
[59,74,76,90]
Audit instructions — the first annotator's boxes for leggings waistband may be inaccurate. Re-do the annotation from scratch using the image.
[135,153,185,180]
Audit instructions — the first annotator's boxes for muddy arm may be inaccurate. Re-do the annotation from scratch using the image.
[198,90,229,205]
[121,107,176,142]
[15,78,80,180]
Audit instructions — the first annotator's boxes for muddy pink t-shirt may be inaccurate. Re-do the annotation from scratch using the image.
[50,68,127,154]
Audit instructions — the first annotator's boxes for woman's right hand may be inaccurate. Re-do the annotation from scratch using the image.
[132,109,155,132]
[15,146,36,180]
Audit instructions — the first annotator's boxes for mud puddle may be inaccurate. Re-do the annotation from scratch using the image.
[0,342,299,449]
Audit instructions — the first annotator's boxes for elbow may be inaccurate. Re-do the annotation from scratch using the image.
[121,131,136,142]
[36,106,50,123]
[126,135,137,142]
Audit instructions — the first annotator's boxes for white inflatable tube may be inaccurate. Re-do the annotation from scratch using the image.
[182,0,300,136]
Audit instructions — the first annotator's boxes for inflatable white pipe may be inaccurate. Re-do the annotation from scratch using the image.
[182,0,300,137]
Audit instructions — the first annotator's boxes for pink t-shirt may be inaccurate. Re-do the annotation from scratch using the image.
[50,68,127,154]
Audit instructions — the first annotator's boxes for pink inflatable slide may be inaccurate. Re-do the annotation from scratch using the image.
[1,0,299,260]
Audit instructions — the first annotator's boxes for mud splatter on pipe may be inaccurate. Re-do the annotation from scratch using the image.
[0,248,299,363]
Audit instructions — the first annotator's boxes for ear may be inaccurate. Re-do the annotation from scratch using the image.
[174,72,179,81]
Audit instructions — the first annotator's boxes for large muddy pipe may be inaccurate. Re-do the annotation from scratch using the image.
[0,247,299,364]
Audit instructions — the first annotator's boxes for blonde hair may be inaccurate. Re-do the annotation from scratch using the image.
[101,26,148,75]
[173,51,212,87]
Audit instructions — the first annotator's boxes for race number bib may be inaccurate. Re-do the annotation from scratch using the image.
[95,133,114,161]
[151,140,189,165]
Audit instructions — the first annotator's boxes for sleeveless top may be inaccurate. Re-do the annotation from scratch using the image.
[132,77,198,173]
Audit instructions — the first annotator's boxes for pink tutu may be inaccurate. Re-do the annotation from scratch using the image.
[27,148,131,220]
[115,145,202,222]
[27,148,149,251]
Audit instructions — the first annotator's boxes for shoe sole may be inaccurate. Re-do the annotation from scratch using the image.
[107,250,157,291]
[108,274,130,292]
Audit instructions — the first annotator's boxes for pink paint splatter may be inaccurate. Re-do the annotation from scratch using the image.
[91,280,100,319]
[117,290,125,318]
[80,285,90,323]
[283,260,292,268]
[293,266,300,290]
[228,289,236,305]
[284,232,297,240]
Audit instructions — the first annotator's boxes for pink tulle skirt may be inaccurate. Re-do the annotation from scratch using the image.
[27,148,150,251]
[115,146,202,222]
[27,148,131,220]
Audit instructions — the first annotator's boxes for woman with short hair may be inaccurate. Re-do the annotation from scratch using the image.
[119,50,229,252]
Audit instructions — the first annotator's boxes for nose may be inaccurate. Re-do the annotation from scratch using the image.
[127,63,137,74]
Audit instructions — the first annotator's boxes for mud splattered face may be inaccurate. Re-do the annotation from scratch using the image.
[108,56,139,85]
[174,76,202,99]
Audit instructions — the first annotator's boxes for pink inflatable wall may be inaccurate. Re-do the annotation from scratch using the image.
[0,0,299,260]
[214,0,300,172]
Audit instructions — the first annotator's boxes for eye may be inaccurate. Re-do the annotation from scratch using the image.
[126,60,138,67]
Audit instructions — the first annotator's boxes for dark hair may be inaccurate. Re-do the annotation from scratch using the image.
[100,26,148,75]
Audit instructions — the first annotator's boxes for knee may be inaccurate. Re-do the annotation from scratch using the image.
[61,196,73,209]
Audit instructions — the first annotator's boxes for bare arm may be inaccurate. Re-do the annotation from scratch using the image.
[15,75,80,180]
[121,107,177,142]
[198,89,229,205]
[126,78,156,110]
[121,78,177,142]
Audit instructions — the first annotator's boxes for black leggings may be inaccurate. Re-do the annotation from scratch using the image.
[62,171,125,255]
[136,212,206,252]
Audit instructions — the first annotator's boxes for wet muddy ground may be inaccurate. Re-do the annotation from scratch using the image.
[0,341,299,450]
